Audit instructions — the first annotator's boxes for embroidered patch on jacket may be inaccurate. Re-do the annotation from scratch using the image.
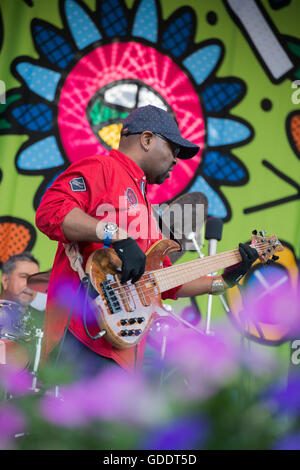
[69,177,86,192]
[126,187,138,207]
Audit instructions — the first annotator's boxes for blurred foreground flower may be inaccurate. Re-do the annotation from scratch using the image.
[274,432,300,450]
[142,416,208,450]
[0,365,33,397]
[160,326,239,399]
[40,366,170,428]
[265,376,300,416]
[242,279,300,340]
[0,403,26,449]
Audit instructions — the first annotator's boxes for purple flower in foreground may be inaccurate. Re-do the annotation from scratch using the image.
[274,432,300,450]
[40,367,170,428]
[0,403,26,449]
[0,366,33,396]
[40,380,92,427]
[162,326,238,399]
[266,377,300,415]
[242,281,300,339]
[142,417,208,450]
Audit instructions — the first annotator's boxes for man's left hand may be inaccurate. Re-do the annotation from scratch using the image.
[222,243,258,287]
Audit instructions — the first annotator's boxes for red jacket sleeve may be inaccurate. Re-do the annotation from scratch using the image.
[35,156,109,243]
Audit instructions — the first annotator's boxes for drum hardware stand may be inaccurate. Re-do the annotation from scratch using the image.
[153,303,205,388]
[187,230,231,335]
[151,230,207,379]
[187,231,215,335]
[29,328,44,393]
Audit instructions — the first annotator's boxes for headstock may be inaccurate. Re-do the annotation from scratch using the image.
[250,230,284,264]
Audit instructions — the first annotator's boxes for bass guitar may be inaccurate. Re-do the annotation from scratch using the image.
[84,232,283,349]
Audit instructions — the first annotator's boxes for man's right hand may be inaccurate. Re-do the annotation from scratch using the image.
[112,237,146,284]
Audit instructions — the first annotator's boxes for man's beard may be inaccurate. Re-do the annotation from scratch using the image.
[154,169,171,185]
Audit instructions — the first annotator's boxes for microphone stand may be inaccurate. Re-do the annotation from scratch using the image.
[205,237,221,335]
[203,218,224,335]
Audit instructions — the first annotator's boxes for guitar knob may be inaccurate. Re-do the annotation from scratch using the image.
[129,318,136,325]
[134,329,142,336]
[137,317,145,323]
[127,330,134,336]
[121,330,129,336]
[120,319,127,326]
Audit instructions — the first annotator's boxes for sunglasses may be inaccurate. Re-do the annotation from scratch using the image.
[154,133,180,159]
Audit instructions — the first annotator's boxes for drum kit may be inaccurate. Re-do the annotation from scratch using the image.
[0,298,44,394]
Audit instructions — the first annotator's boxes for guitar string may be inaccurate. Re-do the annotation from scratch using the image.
[106,241,275,292]
[93,242,278,309]
[96,241,278,306]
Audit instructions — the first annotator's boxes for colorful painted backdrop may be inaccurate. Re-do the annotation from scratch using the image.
[0,0,299,344]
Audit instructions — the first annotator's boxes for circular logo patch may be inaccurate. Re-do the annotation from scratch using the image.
[126,188,138,207]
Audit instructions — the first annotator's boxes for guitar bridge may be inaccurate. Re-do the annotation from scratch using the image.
[100,279,122,314]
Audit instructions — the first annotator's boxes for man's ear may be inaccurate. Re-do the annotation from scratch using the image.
[140,131,154,150]
[1,273,9,291]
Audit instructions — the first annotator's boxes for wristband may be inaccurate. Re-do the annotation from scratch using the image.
[211,278,226,295]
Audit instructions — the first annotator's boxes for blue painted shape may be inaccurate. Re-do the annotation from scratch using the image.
[37,170,65,206]
[207,118,251,147]
[17,136,64,171]
[65,0,101,49]
[162,11,193,57]
[183,44,221,85]
[33,23,75,68]
[12,103,53,132]
[15,62,61,101]
[202,151,246,182]
[100,0,128,37]
[188,175,227,218]
[132,0,158,43]
[202,81,243,112]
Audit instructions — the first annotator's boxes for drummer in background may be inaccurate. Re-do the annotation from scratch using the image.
[0,252,44,332]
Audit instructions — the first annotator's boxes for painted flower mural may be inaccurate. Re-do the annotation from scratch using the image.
[3,0,253,221]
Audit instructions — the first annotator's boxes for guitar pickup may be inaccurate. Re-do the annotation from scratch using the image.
[114,276,136,312]
[100,280,122,314]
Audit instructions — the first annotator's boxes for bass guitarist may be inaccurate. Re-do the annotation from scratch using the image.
[35,105,258,376]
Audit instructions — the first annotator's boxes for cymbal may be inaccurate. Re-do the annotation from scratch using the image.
[27,270,51,294]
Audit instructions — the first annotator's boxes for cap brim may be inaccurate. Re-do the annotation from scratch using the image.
[168,135,200,160]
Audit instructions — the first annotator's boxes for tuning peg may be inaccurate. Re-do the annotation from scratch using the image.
[252,230,258,235]
[272,255,279,261]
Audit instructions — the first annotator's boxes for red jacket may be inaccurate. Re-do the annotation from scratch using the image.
[36,149,181,372]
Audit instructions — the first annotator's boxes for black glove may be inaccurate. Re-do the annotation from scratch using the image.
[222,243,258,287]
[112,237,146,284]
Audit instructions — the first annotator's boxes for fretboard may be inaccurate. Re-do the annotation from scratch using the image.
[153,249,242,293]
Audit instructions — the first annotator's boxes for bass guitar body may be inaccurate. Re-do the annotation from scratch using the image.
[85,239,181,349]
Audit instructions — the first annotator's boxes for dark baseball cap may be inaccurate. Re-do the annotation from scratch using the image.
[121,105,200,159]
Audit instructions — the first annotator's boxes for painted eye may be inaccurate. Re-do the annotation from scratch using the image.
[86,81,170,150]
